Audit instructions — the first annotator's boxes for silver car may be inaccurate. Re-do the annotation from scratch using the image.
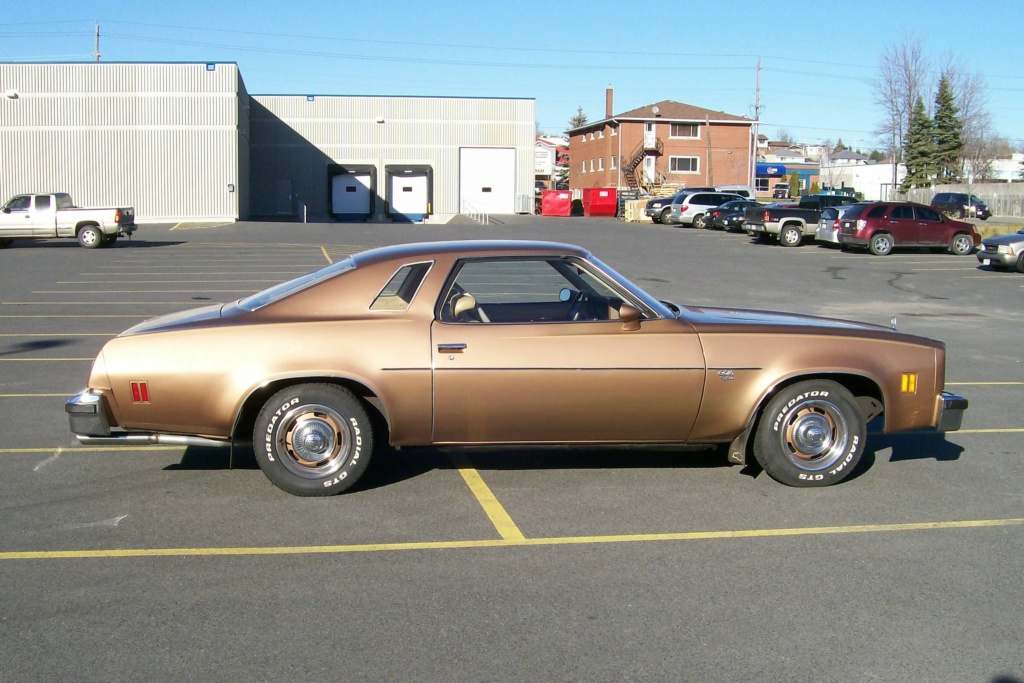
[666,192,744,228]
[816,203,868,244]
[976,227,1024,272]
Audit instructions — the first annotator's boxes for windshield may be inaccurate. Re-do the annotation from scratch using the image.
[586,255,675,318]
[238,258,356,311]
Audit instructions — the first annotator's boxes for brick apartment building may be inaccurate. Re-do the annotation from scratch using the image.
[567,88,756,193]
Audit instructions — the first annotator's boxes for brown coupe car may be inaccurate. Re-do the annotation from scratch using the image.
[66,240,967,495]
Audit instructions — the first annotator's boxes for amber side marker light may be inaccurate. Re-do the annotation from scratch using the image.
[901,373,918,394]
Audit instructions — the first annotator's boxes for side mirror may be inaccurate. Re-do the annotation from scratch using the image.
[619,304,642,331]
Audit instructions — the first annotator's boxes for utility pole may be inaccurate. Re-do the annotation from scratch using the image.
[752,58,762,190]
[94,23,101,62]
[706,114,712,185]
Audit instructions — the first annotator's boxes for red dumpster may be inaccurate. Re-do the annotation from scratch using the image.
[541,190,572,217]
[582,187,618,217]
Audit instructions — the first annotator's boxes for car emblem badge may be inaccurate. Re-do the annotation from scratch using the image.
[718,370,735,381]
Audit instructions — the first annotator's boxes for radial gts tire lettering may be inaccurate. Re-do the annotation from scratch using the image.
[752,380,866,487]
[253,383,374,496]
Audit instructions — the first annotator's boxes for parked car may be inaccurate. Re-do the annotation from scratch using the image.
[976,227,1024,272]
[0,192,136,248]
[665,192,745,228]
[708,200,763,231]
[930,192,991,220]
[745,194,860,246]
[65,240,967,494]
[644,188,715,224]
[838,201,980,256]
[772,183,791,199]
[816,203,870,245]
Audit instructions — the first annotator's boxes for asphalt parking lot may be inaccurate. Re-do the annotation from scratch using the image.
[1,217,1022,682]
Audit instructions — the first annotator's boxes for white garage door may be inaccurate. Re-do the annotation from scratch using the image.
[459,148,515,214]
[331,173,372,215]
[390,174,429,217]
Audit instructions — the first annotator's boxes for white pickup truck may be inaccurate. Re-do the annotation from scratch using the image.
[0,193,136,249]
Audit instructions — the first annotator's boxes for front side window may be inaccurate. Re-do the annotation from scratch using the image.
[4,195,30,212]
[915,206,941,222]
[439,257,639,324]
[669,156,699,173]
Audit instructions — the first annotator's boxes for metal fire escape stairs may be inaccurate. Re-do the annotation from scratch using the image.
[621,137,664,192]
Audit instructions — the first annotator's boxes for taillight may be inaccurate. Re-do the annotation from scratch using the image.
[857,219,867,230]
[833,219,840,229]
[114,209,122,224]
[763,210,771,221]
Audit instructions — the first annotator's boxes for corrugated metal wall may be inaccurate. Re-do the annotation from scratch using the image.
[0,63,246,222]
[250,95,535,218]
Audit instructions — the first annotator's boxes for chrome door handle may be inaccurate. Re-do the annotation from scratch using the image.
[437,343,467,353]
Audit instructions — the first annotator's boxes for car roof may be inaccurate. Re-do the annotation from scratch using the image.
[350,240,591,267]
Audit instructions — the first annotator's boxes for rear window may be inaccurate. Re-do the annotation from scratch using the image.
[238,258,356,311]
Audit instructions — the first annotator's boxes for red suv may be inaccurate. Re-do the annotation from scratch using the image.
[838,201,980,256]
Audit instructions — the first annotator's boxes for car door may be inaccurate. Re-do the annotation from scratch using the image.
[886,204,917,244]
[913,205,946,246]
[0,195,32,237]
[429,256,706,444]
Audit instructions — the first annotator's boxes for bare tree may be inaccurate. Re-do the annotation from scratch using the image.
[873,35,930,190]
[774,129,796,146]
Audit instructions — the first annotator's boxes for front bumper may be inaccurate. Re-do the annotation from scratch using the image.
[976,248,1018,268]
[937,391,968,431]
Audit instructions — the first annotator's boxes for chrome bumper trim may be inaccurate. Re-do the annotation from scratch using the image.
[938,391,968,432]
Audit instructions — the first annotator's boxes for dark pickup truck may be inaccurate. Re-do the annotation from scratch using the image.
[745,194,860,247]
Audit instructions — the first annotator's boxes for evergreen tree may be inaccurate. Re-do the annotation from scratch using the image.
[788,171,800,198]
[900,96,937,192]
[810,181,821,194]
[567,106,588,130]
[933,76,964,182]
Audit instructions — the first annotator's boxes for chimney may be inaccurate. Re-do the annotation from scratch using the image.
[605,86,613,118]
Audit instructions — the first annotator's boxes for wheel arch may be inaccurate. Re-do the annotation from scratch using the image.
[231,375,392,446]
[728,371,885,466]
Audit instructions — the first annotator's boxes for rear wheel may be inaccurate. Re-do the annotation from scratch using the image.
[950,233,974,256]
[692,213,707,229]
[253,384,374,496]
[752,380,865,487]
[0,238,12,249]
[780,224,803,247]
[869,232,893,256]
[77,225,103,249]
[1017,253,1024,274]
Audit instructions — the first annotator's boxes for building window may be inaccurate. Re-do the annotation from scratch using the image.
[581,161,586,174]
[589,159,594,172]
[598,158,604,171]
[598,129,604,139]
[610,125,618,136]
[589,132,594,141]
[610,156,617,170]
[669,156,700,173]
[670,123,700,139]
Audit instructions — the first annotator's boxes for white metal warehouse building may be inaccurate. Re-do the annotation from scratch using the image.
[0,62,536,222]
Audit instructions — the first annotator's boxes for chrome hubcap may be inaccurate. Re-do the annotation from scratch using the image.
[277,404,350,479]
[780,398,849,471]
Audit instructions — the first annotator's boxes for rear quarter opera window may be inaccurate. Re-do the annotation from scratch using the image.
[370,262,433,311]
[866,205,889,219]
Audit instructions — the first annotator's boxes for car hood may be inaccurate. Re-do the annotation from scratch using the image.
[982,232,1024,247]
[118,303,227,336]
[682,305,895,335]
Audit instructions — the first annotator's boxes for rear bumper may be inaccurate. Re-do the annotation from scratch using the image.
[937,391,968,432]
[65,389,229,448]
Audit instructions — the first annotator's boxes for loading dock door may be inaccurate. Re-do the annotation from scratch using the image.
[459,148,515,214]
[389,174,429,220]
[331,173,372,216]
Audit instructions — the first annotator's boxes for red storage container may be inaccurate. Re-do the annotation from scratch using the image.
[582,187,618,217]
[540,190,572,217]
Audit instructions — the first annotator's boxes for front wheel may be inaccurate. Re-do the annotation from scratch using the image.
[752,380,866,487]
[253,384,374,496]
[779,225,803,247]
[1017,253,1024,274]
[77,225,103,249]
[869,232,893,256]
[950,233,974,256]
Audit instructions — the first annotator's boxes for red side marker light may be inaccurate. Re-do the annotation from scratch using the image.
[130,381,150,403]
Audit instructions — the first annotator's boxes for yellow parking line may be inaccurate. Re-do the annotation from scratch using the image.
[3,517,1021,561]
[449,453,525,541]
[957,428,1024,434]
[947,382,1024,386]
[321,246,333,264]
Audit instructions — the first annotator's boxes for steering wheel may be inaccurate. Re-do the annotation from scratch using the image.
[567,289,588,321]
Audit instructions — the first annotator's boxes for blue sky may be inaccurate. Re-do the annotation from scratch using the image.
[3,0,1022,151]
